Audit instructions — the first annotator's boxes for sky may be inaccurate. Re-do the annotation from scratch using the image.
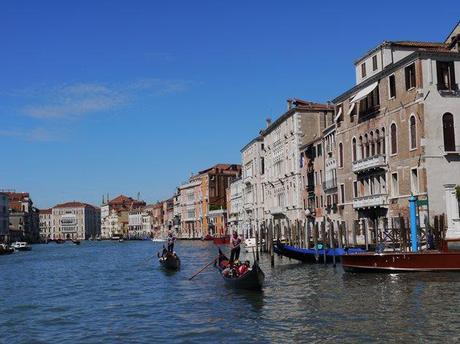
[0,0,459,208]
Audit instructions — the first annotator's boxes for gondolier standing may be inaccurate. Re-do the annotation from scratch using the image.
[229,231,241,264]
[167,231,176,253]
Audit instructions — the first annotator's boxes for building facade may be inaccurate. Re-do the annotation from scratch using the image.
[261,99,333,234]
[0,192,9,242]
[332,23,460,241]
[39,208,53,241]
[178,164,241,238]
[241,136,265,239]
[6,192,40,243]
[227,177,243,236]
[52,202,100,240]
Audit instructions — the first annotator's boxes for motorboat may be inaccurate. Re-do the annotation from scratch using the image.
[0,244,14,255]
[244,238,257,252]
[10,242,32,251]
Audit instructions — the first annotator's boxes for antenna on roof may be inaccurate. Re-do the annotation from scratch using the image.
[137,192,140,201]
[102,195,105,204]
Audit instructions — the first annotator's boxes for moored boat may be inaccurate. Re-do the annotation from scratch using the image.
[152,237,166,242]
[55,239,65,244]
[10,242,32,251]
[72,239,81,245]
[213,235,230,245]
[216,250,264,291]
[274,241,365,263]
[158,251,181,270]
[202,234,214,241]
[0,244,14,255]
[342,240,460,272]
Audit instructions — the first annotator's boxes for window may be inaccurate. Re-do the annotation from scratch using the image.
[260,157,265,175]
[340,184,345,203]
[353,181,358,198]
[375,129,380,154]
[443,112,456,152]
[381,128,386,154]
[372,55,378,71]
[411,168,419,194]
[317,144,322,156]
[391,172,399,197]
[320,196,323,207]
[359,85,380,116]
[437,61,457,91]
[409,115,417,150]
[338,143,343,168]
[361,63,366,78]
[405,63,416,90]
[388,74,396,98]
[390,123,398,155]
[352,137,357,161]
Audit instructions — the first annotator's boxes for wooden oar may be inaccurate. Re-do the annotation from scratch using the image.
[188,255,219,281]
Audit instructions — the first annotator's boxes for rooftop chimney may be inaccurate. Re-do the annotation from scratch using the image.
[266,118,272,128]
[287,99,293,110]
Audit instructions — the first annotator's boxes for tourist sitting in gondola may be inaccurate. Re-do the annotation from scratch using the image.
[167,231,176,253]
[229,231,241,265]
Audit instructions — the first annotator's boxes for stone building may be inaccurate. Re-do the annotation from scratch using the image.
[261,99,333,234]
[6,192,39,243]
[39,208,53,241]
[52,202,100,240]
[100,195,145,239]
[332,22,460,239]
[178,164,241,238]
[128,208,152,239]
[227,177,243,236]
[162,198,174,232]
[0,192,9,242]
[241,136,265,239]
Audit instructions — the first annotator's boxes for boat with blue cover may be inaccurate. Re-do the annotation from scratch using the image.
[274,241,365,263]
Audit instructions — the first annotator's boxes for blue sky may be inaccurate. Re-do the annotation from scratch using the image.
[1,0,458,208]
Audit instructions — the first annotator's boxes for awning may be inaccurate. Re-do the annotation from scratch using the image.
[350,81,378,103]
[334,107,343,122]
[346,102,356,116]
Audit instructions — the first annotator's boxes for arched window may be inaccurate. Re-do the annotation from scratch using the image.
[375,129,380,154]
[443,112,456,152]
[338,142,343,167]
[381,128,386,154]
[391,123,397,154]
[409,115,417,150]
[364,134,370,158]
[370,131,375,156]
[352,137,357,162]
[359,136,363,160]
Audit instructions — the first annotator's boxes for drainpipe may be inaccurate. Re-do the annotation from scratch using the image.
[409,195,418,252]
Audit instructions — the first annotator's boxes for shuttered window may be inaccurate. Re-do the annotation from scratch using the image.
[391,123,397,155]
[443,113,456,152]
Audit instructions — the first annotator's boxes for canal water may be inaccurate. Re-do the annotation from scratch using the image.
[1,241,460,344]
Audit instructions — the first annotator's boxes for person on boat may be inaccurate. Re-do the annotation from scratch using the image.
[167,231,176,253]
[229,231,241,265]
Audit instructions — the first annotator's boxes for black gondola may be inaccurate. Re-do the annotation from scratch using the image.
[158,251,181,270]
[215,249,265,291]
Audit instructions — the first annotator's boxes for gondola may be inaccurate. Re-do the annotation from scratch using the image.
[274,240,365,263]
[215,249,264,291]
[158,251,181,270]
[72,239,81,245]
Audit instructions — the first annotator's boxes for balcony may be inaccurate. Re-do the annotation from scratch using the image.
[353,193,388,209]
[322,179,337,191]
[437,83,460,97]
[352,154,386,174]
[243,175,253,185]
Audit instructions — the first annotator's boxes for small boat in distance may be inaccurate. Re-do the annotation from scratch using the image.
[152,237,166,242]
[55,239,65,244]
[216,249,264,291]
[10,242,32,251]
[158,250,181,270]
[202,234,214,241]
[244,238,256,252]
[72,239,81,245]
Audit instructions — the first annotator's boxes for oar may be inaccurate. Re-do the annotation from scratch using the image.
[188,255,219,281]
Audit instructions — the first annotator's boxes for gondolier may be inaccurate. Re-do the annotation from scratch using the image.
[167,231,176,253]
[229,231,241,264]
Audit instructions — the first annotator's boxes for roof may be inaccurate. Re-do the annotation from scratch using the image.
[39,208,52,214]
[240,136,263,153]
[261,99,332,137]
[354,40,449,65]
[197,163,241,176]
[54,201,99,210]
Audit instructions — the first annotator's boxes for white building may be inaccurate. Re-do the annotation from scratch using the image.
[241,136,265,237]
[39,208,53,240]
[0,192,9,242]
[262,99,333,230]
[228,178,243,236]
[52,202,100,240]
[128,209,151,239]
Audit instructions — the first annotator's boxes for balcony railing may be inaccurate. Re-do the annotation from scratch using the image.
[352,154,386,173]
[353,193,388,209]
